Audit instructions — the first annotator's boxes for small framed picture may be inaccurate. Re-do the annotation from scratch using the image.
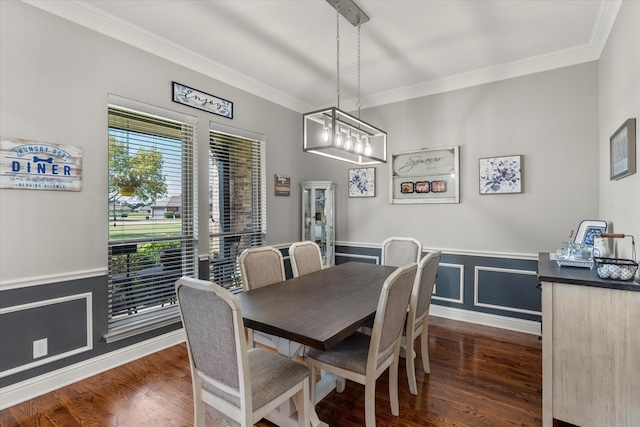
[348,167,376,198]
[479,155,523,194]
[609,118,636,180]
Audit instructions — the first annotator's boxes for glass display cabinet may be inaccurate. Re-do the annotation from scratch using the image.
[301,181,336,268]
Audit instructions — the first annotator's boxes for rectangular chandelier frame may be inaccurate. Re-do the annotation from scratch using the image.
[303,107,387,165]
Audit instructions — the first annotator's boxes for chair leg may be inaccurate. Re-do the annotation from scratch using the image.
[405,337,418,395]
[309,361,317,406]
[336,375,346,393]
[193,387,205,427]
[364,375,377,427]
[293,378,311,427]
[420,329,430,374]
[389,351,400,416]
[247,328,255,348]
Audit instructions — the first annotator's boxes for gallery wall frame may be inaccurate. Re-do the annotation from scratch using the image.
[609,118,636,180]
[390,146,459,204]
[348,167,376,197]
[479,155,523,195]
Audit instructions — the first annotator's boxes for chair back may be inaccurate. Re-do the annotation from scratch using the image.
[381,237,423,267]
[369,263,417,370]
[409,251,441,334]
[175,277,251,414]
[289,241,323,277]
[238,246,286,291]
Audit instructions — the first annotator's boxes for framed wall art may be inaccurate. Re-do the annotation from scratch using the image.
[609,118,636,180]
[479,155,523,194]
[390,146,459,204]
[348,167,376,198]
[274,174,290,196]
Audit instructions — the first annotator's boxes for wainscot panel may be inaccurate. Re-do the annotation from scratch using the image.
[336,243,541,328]
[0,274,183,390]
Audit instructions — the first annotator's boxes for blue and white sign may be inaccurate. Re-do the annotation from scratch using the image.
[1,137,83,191]
[172,81,233,119]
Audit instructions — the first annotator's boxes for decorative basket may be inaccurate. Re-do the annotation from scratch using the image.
[594,257,638,281]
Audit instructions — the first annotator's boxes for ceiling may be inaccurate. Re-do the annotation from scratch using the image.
[26,0,621,113]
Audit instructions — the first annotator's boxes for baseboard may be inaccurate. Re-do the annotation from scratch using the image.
[430,304,541,336]
[0,329,186,410]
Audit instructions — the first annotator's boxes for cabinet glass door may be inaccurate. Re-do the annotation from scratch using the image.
[301,181,335,267]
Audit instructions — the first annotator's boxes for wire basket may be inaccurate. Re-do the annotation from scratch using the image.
[594,257,638,281]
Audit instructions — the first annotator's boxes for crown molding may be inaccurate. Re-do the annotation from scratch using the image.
[22,0,621,114]
[21,0,313,113]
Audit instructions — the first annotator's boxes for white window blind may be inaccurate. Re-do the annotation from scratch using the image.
[106,100,196,342]
[209,126,266,290]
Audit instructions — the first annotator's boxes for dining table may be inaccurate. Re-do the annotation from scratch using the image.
[236,261,398,427]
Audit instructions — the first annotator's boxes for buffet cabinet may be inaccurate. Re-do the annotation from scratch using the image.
[300,181,336,268]
[538,253,640,427]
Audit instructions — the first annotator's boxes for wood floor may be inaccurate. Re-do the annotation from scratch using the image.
[0,316,542,427]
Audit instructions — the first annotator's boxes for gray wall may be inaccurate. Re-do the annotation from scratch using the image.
[300,64,600,255]
[598,0,640,264]
[0,1,303,285]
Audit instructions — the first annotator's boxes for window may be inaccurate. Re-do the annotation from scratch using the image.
[106,95,197,342]
[209,123,266,291]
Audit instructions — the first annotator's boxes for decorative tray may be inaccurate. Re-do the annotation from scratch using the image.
[551,252,594,269]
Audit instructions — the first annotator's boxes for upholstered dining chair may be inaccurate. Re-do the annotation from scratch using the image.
[175,277,311,427]
[306,263,418,427]
[239,246,301,356]
[289,241,323,278]
[402,250,441,395]
[381,237,423,267]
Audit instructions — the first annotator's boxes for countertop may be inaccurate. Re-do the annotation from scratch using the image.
[538,252,640,292]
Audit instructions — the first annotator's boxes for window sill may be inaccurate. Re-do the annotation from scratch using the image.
[104,307,181,344]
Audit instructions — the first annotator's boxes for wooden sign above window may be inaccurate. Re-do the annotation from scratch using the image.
[172,81,233,119]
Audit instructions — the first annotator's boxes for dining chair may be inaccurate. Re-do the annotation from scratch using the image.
[289,241,323,278]
[402,250,441,395]
[239,246,302,356]
[381,237,423,267]
[175,277,311,427]
[306,263,418,427]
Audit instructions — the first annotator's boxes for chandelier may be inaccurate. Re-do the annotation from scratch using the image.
[303,0,387,165]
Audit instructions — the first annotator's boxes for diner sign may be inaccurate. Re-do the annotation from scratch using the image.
[0,137,83,191]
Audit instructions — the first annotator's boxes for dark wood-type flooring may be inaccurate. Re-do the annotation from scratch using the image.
[0,316,542,426]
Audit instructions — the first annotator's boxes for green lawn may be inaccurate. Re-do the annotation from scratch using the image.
[109,213,183,240]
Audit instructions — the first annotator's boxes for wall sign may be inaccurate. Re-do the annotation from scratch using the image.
[172,81,233,119]
[1,137,83,191]
[274,174,290,196]
[390,146,459,204]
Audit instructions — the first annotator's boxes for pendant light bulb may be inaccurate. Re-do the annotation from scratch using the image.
[322,117,330,142]
[363,136,372,156]
[335,127,343,147]
[355,133,363,153]
[345,129,353,151]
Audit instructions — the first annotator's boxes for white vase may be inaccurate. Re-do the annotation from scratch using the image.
[592,237,610,258]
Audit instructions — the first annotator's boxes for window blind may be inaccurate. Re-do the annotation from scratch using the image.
[106,103,196,341]
[209,128,266,290]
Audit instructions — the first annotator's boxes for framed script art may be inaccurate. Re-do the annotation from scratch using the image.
[390,146,459,204]
[348,167,376,197]
[479,155,523,194]
[609,118,636,180]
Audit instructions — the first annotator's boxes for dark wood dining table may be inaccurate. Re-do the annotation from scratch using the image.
[236,261,398,351]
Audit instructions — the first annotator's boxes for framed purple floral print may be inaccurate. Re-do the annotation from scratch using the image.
[479,155,523,195]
